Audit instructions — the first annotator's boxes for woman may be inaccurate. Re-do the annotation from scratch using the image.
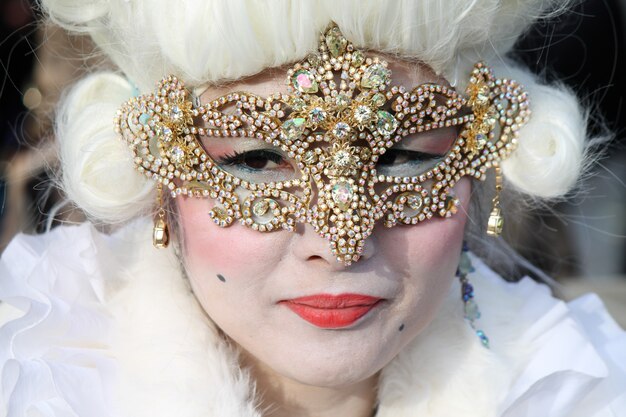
[1,1,625,416]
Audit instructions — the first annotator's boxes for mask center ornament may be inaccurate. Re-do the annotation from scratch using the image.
[116,23,530,264]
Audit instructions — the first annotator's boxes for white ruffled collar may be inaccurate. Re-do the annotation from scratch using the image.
[1,220,624,417]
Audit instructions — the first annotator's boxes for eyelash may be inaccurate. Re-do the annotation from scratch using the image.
[217,149,286,171]
[216,148,443,170]
[377,149,444,166]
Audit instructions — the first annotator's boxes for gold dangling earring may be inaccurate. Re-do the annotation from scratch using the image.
[153,182,170,248]
[486,165,504,237]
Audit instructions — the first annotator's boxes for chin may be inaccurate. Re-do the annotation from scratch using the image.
[274,357,381,388]
[249,333,396,388]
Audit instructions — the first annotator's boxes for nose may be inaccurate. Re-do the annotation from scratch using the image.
[291,222,377,267]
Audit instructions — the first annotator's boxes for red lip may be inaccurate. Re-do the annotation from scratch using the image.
[279,294,383,328]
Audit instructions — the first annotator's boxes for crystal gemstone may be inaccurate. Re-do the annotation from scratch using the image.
[354,105,373,124]
[161,126,173,141]
[170,105,183,122]
[351,50,365,67]
[372,93,386,107]
[332,122,351,140]
[406,194,423,210]
[361,63,391,89]
[170,145,185,164]
[325,26,347,57]
[293,69,318,93]
[333,150,352,168]
[464,299,481,321]
[335,94,351,109]
[290,97,306,111]
[253,199,270,216]
[309,107,327,124]
[282,118,306,140]
[331,181,354,210]
[376,111,398,136]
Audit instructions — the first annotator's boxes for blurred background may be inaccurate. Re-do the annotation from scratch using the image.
[0,0,625,325]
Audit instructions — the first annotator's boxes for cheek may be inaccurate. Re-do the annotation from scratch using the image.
[176,197,289,278]
[377,179,471,334]
[380,178,470,273]
[175,197,294,347]
[175,196,294,329]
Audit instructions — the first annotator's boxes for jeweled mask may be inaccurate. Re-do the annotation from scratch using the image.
[115,24,530,264]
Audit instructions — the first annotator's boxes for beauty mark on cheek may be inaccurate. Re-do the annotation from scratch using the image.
[398,323,405,332]
[217,274,227,283]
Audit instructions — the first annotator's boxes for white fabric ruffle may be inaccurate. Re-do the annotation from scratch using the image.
[0,224,115,417]
[1,221,625,417]
[470,255,626,416]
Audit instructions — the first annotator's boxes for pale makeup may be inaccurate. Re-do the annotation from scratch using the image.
[176,58,470,415]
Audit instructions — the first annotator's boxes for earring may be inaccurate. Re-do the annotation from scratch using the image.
[486,165,503,237]
[153,182,170,248]
[458,243,489,348]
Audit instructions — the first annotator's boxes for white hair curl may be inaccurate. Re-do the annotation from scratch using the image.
[41,0,587,225]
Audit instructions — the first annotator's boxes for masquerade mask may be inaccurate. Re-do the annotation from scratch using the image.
[115,24,530,264]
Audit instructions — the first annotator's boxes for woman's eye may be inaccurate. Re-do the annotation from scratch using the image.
[377,149,441,166]
[375,149,444,177]
[218,149,290,171]
[210,148,301,183]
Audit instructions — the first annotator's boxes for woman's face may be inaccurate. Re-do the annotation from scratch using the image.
[176,59,470,388]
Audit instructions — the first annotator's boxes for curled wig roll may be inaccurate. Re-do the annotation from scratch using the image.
[41,0,589,224]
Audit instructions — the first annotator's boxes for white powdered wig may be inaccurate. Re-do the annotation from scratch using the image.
[41,0,586,224]
[42,0,566,88]
[496,62,588,198]
[56,72,154,223]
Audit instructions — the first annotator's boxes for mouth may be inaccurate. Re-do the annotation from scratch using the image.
[278,294,384,329]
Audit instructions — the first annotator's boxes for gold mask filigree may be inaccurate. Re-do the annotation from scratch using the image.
[115,23,530,264]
